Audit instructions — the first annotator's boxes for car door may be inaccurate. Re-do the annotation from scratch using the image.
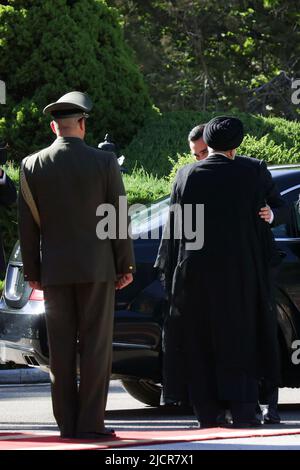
[272,186,300,385]
[274,187,300,312]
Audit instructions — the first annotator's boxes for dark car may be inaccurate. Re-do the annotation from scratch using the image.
[1,165,300,406]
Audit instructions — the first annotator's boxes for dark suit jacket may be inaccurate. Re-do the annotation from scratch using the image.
[0,173,17,275]
[18,137,135,287]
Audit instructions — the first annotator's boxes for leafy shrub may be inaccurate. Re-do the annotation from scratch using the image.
[168,153,194,183]
[239,134,300,164]
[0,0,153,161]
[123,168,169,205]
[125,111,300,177]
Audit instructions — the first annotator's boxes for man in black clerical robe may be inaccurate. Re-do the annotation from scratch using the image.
[155,116,284,428]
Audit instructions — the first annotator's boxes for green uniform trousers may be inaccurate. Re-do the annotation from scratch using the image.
[44,281,115,437]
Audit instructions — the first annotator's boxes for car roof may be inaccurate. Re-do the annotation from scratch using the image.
[269,165,300,192]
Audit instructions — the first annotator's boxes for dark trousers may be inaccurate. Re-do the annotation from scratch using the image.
[190,368,259,425]
[44,281,115,436]
[257,263,282,412]
[193,401,258,425]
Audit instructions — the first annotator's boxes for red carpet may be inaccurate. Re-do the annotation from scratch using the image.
[1,427,300,450]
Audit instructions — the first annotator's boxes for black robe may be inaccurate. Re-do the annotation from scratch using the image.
[155,154,283,405]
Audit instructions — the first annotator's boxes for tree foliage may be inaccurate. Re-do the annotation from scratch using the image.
[0,0,153,160]
[110,0,300,117]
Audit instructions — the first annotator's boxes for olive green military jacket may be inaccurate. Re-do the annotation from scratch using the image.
[18,137,135,286]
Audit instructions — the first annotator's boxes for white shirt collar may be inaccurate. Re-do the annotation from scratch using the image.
[208,151,235,160]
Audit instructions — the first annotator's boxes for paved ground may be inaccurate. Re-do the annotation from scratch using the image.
[0,381,300,449]
[0,367,49,384]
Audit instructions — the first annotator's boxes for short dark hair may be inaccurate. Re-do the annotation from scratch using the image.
[188,124,206,142]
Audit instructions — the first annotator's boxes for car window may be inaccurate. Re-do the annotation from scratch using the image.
[272,189,300,238]
[130,196,170,236]
[272,223,289,238]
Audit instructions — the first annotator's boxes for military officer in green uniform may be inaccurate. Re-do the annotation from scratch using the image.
[18,91,135,439]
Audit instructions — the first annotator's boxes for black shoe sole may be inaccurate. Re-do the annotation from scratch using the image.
[231,422,263,428]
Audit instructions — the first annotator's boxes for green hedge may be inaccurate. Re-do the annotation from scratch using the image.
[0,0,153,161]
[125,111,300,177]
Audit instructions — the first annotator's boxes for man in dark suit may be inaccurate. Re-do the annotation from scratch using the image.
[18,91,135,439]
[188,124,208,161]
[0,144,17,276]
[156,116,281,428]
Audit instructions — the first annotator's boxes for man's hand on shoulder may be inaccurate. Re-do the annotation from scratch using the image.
[259,204,274,224]
[115,273,133,290]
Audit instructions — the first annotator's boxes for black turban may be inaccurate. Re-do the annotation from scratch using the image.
[203,116,244,151]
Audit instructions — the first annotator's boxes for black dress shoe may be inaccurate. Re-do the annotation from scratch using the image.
[199,422,220,429]
[76,428,116,439]
[60,433,76,439]
[216,410,233,426]
[264,411,281,424]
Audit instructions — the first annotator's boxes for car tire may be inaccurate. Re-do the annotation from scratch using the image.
[121,379,161,406]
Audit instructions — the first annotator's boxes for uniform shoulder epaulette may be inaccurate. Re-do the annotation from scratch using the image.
[22,150,44,169]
